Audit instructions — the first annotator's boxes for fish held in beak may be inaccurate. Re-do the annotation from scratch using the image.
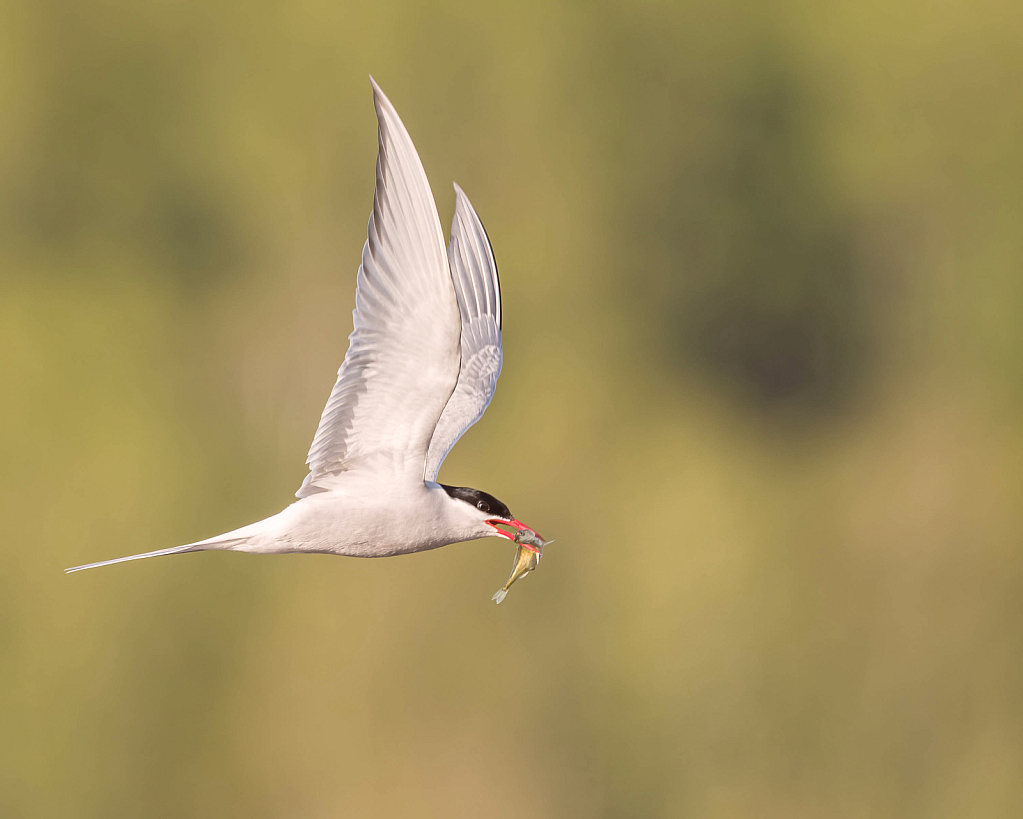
[492,526,552,604]
[486,519,545,553]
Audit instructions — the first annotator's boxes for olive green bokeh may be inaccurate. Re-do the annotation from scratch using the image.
[2,1,1023,816]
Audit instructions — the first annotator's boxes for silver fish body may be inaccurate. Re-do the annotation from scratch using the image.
[492,528,548,604]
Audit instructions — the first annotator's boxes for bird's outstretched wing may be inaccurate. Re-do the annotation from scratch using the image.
[424,184,503,483]
[297,79,460,497]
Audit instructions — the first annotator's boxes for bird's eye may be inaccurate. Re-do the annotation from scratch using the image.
[477,500,490,513]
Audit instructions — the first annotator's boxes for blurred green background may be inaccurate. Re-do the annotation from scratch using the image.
[2,0,1022,816]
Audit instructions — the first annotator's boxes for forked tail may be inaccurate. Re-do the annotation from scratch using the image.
[65,536,247,573]
[65,544,200,573]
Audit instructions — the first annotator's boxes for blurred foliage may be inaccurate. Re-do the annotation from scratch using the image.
[2,0,1023,816]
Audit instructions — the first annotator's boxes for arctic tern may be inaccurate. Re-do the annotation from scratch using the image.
[66,78,542,576]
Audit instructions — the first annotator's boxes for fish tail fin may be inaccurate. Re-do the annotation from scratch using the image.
[492,588,508,604]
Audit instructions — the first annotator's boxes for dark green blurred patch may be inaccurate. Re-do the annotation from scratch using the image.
[679,70,865,411]
[614,52,870,416]
[147,181,244,291]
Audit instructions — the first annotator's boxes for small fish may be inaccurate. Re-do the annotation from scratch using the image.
[492,528,551,604]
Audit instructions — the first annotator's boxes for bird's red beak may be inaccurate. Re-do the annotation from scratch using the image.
[486,519,543,553]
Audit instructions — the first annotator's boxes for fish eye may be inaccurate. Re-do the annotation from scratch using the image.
[477,500,490,513]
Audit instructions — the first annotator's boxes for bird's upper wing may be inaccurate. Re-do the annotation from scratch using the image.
[297,79,460,497]
[423,184,503,483]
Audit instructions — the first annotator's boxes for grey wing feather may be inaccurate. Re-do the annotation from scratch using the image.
[298,79,460,497]
[424,184,504,483]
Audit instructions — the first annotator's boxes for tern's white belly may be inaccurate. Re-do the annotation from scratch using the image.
[237,481,463,558]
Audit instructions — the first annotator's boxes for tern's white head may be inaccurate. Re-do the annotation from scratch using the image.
[440,484,541,546]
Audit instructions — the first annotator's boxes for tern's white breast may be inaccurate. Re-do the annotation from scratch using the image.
[244,478,464,558]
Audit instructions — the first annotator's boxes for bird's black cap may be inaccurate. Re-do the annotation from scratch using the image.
[441,485,513,520]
